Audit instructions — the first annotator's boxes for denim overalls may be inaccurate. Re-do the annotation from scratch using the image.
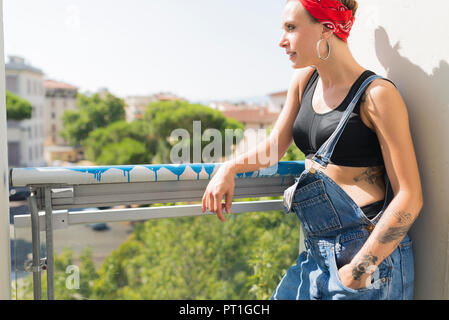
[271,75,414,300]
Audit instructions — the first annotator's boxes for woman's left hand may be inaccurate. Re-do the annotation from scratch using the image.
[338,264,372,290]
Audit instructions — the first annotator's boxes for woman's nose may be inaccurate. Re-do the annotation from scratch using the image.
[279,34,288,48]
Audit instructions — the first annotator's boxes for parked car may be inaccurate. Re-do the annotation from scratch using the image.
[68,207,111,232]
[9,186,30,201]
[87,223,110,231]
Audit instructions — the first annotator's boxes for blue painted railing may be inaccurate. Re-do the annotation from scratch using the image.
[10,161,306,187]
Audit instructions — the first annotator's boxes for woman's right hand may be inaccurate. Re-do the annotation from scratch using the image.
[201,162,236,222]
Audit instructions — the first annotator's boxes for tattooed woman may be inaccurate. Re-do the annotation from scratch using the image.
[202,0,423,300]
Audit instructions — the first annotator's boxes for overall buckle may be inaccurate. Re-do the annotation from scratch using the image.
[309,158,326,174]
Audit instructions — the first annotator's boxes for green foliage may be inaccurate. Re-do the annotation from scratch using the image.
[145,100,243,139]
[60,92,126,146]
[88,210,300,300]
[81,100,245,165]
[281,143,305,162]
[20,246,99,300]
[144,100,245,164]
[83,121,158,165]
[6,90,32,120]
[95,138,147,165]
[15,99,307,300]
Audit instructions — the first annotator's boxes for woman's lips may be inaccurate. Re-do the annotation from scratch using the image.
[289,52,297,60]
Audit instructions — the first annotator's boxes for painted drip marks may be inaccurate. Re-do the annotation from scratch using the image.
[14,161,305,184]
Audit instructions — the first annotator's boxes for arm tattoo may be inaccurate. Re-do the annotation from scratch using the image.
[392,210,414,224]
[377,225,410,244]
[351,211,415,279]
[353,167,384,185]
[352,254,378,280]
[377,210,415,244]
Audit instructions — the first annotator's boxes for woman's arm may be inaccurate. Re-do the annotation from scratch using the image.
[203,67,315,221]
[225,67,314,174]
[339,79,424,289]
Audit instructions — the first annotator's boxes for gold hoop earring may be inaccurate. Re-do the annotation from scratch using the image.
[316,38,331,61]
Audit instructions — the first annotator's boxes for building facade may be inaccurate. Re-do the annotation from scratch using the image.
[43,80,78,146]
[211,102,280,162]
[267,90,287,113]
[5,56,46,168]
[43,80,79,165]
[124,92,186,122]
[218,104,279,131]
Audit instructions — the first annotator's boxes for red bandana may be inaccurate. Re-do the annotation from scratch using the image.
[298,0,355,43]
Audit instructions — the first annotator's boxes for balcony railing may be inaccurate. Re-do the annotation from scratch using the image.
[10,160,305,300]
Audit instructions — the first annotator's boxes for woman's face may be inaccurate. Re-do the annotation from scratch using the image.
[279,1,322,68]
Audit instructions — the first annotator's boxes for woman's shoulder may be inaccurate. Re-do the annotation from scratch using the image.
[360,75,405,129]
[292,67,317,98]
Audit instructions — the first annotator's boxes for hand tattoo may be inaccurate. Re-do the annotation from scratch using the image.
[352,254,378,280]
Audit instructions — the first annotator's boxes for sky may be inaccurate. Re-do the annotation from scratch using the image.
[3,0,294,103]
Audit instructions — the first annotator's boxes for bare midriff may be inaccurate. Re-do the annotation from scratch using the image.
[305,158,386,208]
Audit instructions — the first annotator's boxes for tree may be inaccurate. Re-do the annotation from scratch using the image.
[19,246,99,300]
[60,92,126,146]
[83,120,158,165]
[281,143,305,162]
[15,101,307,300]
[6,90,32,121]
[144,100,245,163]
[79,100,244,165]
[17,145,306,300]
[90,209,301,300]
[96,138,147,165]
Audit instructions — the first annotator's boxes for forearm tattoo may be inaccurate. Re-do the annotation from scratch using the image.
[351,211,415,279]
[392,210,414,224]
[377,210,414,244]
[352,254,378,280]
[353,167,385,185]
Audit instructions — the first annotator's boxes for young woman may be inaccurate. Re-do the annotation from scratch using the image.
[202,0,423,300]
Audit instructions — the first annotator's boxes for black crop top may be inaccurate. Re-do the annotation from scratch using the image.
[292,69,392,167]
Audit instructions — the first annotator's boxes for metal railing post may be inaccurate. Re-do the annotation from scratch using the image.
[44,187,54,300]
[28,190,42,300]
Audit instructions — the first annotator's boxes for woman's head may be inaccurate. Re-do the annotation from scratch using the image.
[279,0,358,68]
[304,0,358,25]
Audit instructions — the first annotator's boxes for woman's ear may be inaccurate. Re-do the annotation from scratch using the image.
[321,25,334,40]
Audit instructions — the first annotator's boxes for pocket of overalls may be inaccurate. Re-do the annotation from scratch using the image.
[282,170,310,214]
[282,179,300,214]
[292,180,342,235]
[329,240,394,295]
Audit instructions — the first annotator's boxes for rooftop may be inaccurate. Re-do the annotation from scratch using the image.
[221,106,280,125]
[5,55,43,75]
[43,80,78,90]
[268,90,287,98]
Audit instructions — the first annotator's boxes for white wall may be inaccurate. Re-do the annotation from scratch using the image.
[352,0,449,299]
[0,0,12,299]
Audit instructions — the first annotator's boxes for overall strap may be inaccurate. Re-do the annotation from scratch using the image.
[311,75,385,168]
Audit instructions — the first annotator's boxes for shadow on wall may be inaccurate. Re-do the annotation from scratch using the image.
[374,26,449,299]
